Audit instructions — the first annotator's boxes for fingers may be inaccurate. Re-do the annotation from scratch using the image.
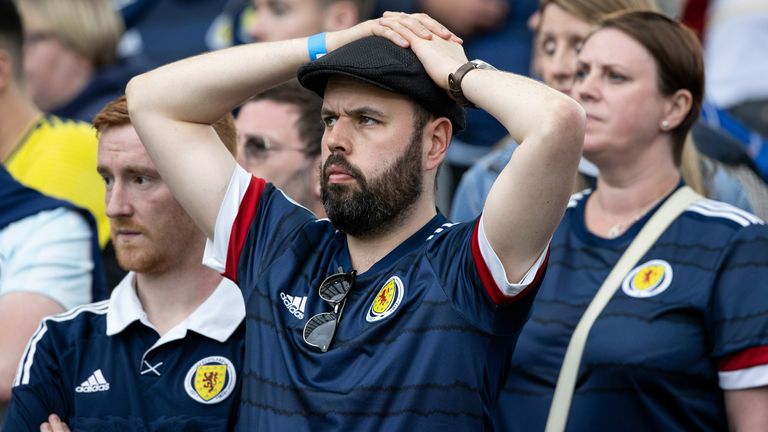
[40,414,70,432]
[370,20,411,48]
[381,12,463,44]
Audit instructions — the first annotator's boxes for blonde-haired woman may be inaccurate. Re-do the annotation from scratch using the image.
[18,0,150,121]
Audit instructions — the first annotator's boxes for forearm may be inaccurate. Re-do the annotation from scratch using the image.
[127,39,307,125]
[126,24,379,126]
[463,69,584,280]
[461,69,583,148]
[0,293,64,403]
[725,387,768,431]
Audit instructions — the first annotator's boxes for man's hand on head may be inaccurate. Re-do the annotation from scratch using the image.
[327,11,462,51]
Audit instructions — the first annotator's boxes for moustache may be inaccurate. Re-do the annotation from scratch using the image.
[110,219,146,235]
[323,154,366,182]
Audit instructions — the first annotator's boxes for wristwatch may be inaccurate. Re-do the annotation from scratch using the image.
[448,60,497,108]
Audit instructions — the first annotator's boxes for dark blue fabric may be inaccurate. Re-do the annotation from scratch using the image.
[232,182,538,430]
[0,165,106,302]
[496,188,768,431]
[117,0,232,66]
[699,101,768,182]
[3,303,244,431]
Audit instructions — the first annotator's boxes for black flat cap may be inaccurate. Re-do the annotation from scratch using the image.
[297,36,465,135]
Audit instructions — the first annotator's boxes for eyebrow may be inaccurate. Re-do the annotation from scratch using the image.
[321,106,388,118]
[96,165,158,177]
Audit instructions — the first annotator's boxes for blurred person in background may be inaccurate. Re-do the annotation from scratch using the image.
[17,0,151,122]
[246,0,374,42]
[0,0,112,269]
[236,81,326,216]
[4,97,244,432]
[497,11,768,431]
[451,0,754,223]
[0,164,105,426]
[704,0,768,137]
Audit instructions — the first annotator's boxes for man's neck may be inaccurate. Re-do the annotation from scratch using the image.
[346,196,437,274]
[0,89,42,162]
[134,264,222,336]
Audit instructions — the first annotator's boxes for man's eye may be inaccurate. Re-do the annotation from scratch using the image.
[323,117,337,128]
[246,136,269,151]
[134,176,152,186]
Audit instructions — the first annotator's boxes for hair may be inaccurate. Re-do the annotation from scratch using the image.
[17,0,123,69]
[250,80,325,158]
[93,96,238,157]
[538,0,657,27]
[679,134,706,195]
[597,11,704,165]
[0,0,23,81]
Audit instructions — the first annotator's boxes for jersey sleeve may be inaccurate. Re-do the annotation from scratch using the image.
[707,223,768,390]
[5,320,70,430]
[427,214,547,335]
[0,208,94,309]
[203,165,316,286]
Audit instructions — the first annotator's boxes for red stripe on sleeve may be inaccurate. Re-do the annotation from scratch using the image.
[223,177,266,283]
[719,346,768,372]
[470,219,549,306]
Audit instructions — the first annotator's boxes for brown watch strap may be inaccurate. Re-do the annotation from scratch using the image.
[448,62,481,108]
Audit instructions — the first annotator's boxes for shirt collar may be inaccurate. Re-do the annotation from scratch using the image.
[106,272,244,342]
[106,272,145,336]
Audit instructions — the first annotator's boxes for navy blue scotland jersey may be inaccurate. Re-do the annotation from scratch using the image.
[202,166,549,431]
[497,188,768,431]
[4,273,245,432]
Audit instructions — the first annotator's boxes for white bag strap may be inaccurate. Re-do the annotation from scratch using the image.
[544,186,703,432]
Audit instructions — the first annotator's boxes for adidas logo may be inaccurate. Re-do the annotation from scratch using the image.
[75,369,110,393]
[279,292,307,319]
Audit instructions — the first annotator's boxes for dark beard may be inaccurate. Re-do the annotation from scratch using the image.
[320,132,423,238]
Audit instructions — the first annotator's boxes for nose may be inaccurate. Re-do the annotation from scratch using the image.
[575,69,599,104]
[105,181,133,219]
[323,118,352,156]
[547,47,577,94]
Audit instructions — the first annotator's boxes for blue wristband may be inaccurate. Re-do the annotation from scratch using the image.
[308,32,327,61]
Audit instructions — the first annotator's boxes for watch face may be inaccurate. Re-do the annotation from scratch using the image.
[470,60,496,71]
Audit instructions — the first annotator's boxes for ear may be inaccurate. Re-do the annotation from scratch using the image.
[660,89,693,131]
[423,117,452,172]
[322,1,359,32]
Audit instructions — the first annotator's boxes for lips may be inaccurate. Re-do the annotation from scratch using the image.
[111,224,144,239]
[324,165,352,182]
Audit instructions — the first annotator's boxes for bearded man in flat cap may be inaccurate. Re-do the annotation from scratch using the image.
[125,12,585,431]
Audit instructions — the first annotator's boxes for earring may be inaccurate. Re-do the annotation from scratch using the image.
[661,120,670,130]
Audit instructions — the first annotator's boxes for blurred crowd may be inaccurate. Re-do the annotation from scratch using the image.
[1,0,767,430]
